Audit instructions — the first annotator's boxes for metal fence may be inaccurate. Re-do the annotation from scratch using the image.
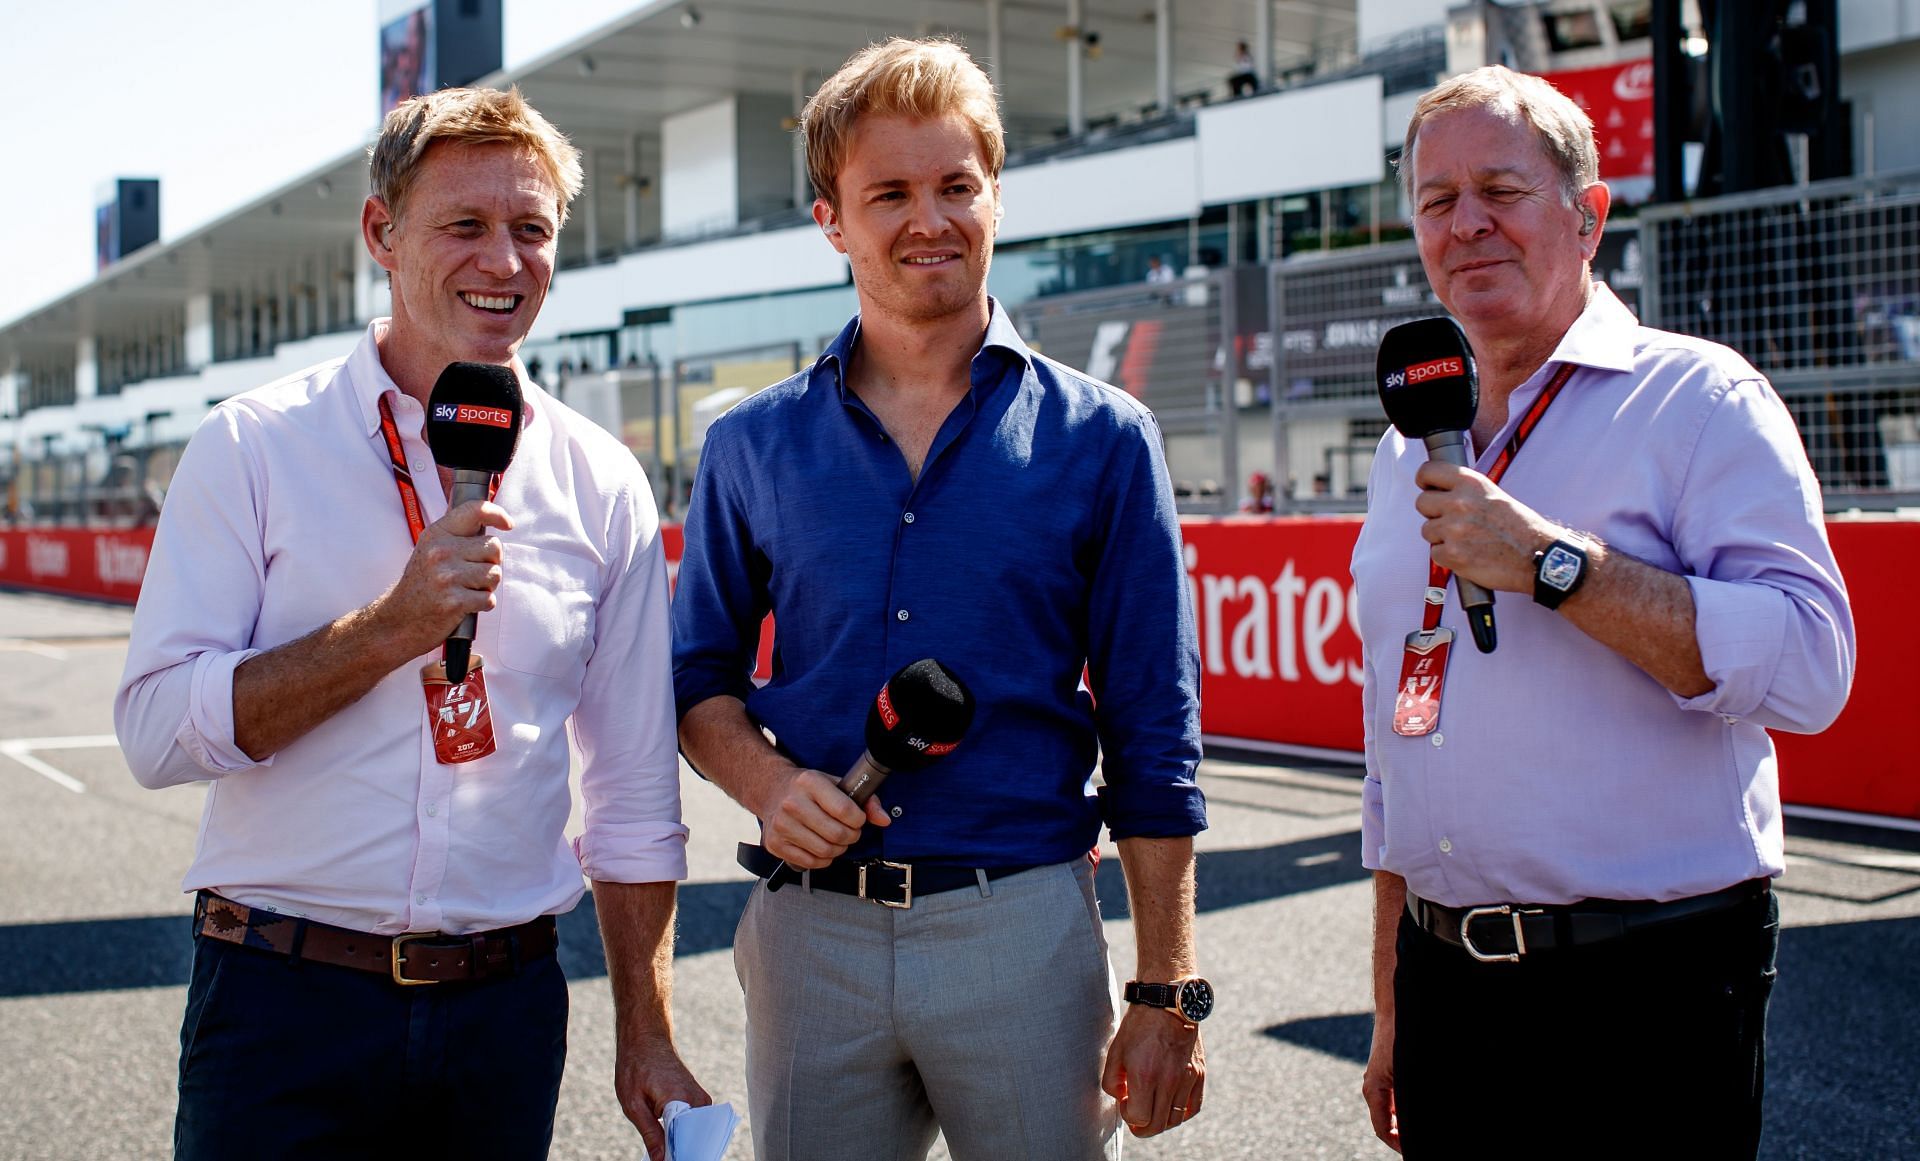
[1641,169,1920,506]
[1008,268,1265,513]
[10,172,1919,525]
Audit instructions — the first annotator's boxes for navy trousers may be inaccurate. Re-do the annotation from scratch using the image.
[1393,887,1779,1161]
[174,928,569,1160]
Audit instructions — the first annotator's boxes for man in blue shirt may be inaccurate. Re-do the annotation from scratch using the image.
[672,37,1209,1161]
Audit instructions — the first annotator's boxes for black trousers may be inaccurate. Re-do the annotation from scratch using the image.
[175,929,569,1160]
[1393,887,1779,1161]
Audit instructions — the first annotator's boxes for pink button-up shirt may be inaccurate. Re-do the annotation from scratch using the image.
[116,321,687,934]
[1353,286,1854,907]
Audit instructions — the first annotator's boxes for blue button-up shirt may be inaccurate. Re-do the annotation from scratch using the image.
[672,303,1205,866]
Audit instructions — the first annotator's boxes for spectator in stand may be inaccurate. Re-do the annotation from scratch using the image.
[1228,41,1259,98]
[1239,470,1274,513]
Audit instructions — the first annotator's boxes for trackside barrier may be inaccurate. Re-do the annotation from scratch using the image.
[5,517,1911,820]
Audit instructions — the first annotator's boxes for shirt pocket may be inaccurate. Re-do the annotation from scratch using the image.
[494,541,598,680]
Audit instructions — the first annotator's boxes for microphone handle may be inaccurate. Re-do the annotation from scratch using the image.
[1421,432,1499,654]
[767,751,895,891]
[838,750,891,805]
[444,469,493,682]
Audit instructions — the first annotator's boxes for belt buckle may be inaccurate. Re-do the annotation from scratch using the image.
[857,860,913,909]
[390,932,441,986]
[1458,905,1544,964]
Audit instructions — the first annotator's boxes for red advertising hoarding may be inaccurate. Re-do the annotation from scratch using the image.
[1542,58,1656,203]
[6,516,1913,819]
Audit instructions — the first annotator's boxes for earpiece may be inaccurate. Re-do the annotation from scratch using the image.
[1579,207,1597,236]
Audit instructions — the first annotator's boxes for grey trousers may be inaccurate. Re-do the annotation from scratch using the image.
[733,858,1122,1161]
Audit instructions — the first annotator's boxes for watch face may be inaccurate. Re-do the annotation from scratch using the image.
[1177,978,1214,1022]
[1540,545,1583,592]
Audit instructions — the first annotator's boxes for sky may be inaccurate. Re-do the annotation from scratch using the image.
[2,0,645,327]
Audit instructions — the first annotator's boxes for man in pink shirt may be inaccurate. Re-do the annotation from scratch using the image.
[115,87,706,1160]
[1353,67,1852,1159]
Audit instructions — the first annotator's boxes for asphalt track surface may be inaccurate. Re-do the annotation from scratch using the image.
[1,587,1915,1160]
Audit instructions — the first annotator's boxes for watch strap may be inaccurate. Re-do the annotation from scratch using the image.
[1124,981,1178,1009]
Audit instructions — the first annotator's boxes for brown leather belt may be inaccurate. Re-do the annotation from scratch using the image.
[194,891,558,986]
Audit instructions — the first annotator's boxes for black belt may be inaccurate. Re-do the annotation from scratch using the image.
[736,843,1037,909]
[1407,878,1770,963]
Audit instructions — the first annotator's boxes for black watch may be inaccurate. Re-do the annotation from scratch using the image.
[1124,977,1214,1023]
[1532,536,1591,610]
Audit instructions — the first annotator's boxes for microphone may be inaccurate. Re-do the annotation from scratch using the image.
[424,362,524,682]
[766,658,976,891]
[1375,317,1497,654]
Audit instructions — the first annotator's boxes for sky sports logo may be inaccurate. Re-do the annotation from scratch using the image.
[433,402,513,428]
[1383,357,1464,389]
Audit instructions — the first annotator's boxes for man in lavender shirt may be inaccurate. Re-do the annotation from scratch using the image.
[1352,67,1854,1158]
[115,88,705,1160]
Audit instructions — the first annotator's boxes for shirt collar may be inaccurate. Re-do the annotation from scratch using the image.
[812,297,1034,399]
[347,319,406,439]
[1544,282,1639,375]
[346,318,538,438]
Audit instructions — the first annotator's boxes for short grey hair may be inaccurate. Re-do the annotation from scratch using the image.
[1398,65,1598,205]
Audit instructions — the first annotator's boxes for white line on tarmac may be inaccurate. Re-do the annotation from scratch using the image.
[0,734,119,794]
[0,638,69,660]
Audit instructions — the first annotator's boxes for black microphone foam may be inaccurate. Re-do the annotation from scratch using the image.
[1375,317,1478,439]
[1374,316,1499,655]
[864,659,976,773]
[425,362,523,473]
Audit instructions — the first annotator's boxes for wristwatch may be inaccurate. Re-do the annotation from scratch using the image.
[1532,535,1591,610]
[1124,977,1215,1023]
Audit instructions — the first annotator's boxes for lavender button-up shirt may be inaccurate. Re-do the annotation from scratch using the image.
[115,321,687,935]
[1353,286,1854,907]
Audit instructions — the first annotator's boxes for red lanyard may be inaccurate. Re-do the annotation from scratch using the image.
[375,394,497,544]
[1419,363,1576,631]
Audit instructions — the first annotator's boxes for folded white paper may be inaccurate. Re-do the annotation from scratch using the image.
[662,1100,741,1161]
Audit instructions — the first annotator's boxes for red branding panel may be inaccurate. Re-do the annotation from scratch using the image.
[1404,357,1464,385]
[456,404,514,428]
[875,685,900,730]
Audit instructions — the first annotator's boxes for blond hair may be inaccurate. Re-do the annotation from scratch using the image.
[1400,65,1598,205]
[802,37,1003,207]
[370,86,584,224]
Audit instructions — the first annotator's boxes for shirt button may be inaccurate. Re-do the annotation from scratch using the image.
[415,892,429,905]
[425,803,438,817]
[896,609,910,622]
[890,806,904,818]
[1439,837,1453,854]
[903,512,915,524]
[1431,732,1445,747]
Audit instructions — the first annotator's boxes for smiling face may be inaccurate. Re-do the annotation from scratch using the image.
[364,141,558,392]
[814,112,998,332]
[1410,105,1606,352]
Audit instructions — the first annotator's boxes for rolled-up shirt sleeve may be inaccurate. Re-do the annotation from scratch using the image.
[1086,412,1206,840]
[671,415,770,721]
[1671,377,1855,733]
[115,406,275,788]
[571,478,690,883]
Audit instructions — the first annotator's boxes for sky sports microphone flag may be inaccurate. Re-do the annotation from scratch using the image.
[424,362,523,682]
[1375,317,1498,655]
[766,659,977,891]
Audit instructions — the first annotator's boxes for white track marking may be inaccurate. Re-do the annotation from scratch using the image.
[0,734,119,794]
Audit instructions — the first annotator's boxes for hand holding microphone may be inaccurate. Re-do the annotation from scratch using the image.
[1376,318,1498,653]
[764,659,976,891]
[422,362,524,681]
